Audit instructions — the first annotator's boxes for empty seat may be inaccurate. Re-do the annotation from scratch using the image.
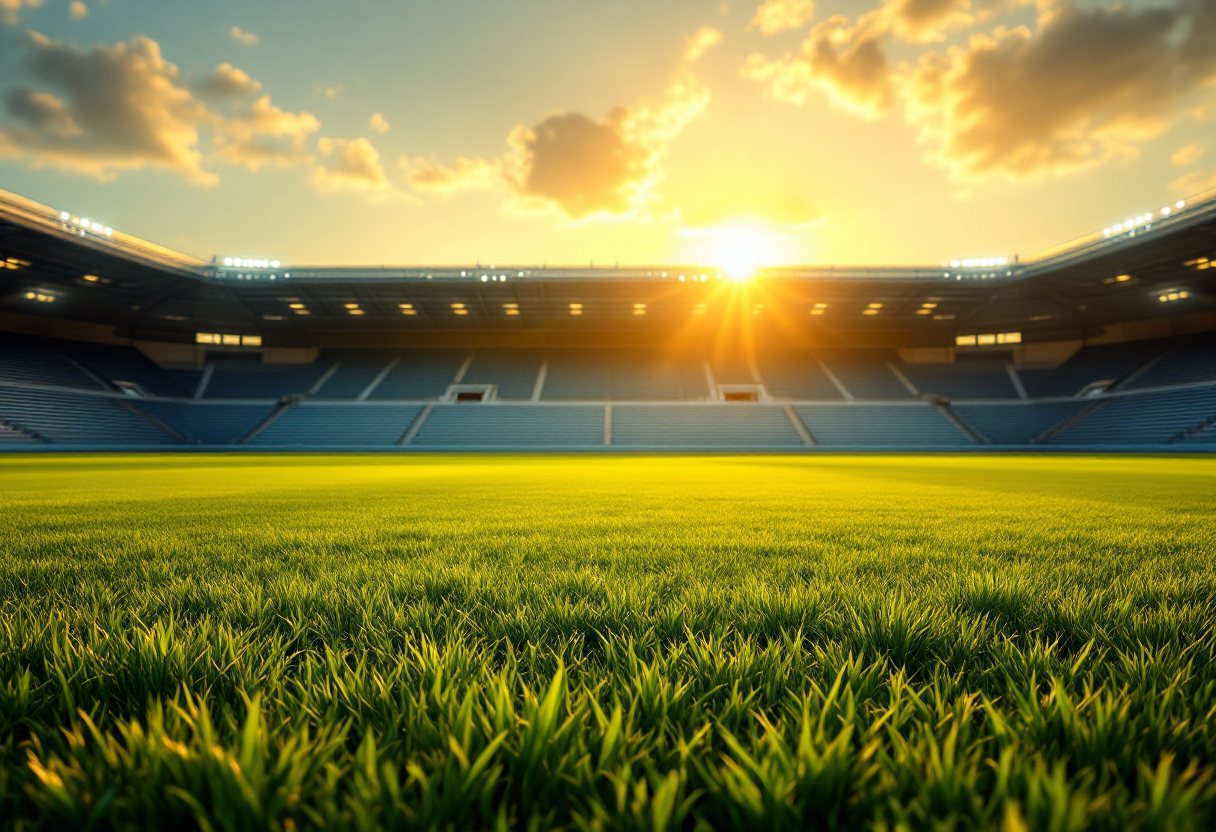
[413,405,604,447]
[0,386,178,444]
[0,334,104,389]
[817,352,912,399]
[901,362,1018,399]
[370,349,467,399]
[612,405,804,448]
[953,401,1087,444]
[795,403,972,446]
[204,361,329,399]
[1050,386,1216,444]
[139,401,277,444]
[251,403,422,446]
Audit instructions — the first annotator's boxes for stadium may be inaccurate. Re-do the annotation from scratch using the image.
[2,2,1216,829]
[2,186,1214,450]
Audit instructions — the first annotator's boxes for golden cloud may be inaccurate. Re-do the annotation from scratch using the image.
[0,33,216,183]
[750,0,816,35]
[1171,144,1204,167]
[230,27,258,47]
[398,29,716,222]
[683,27,724,62]
[743,14,895,117]
[368,112,391,134]
[312,137,389,193]
[0,33,327,184]
[402,155,500,195]
[68,1,87,21]
[907,1,1216,180]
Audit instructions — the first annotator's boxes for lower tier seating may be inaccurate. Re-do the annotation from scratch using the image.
[251,404,422,446]
[0,386,178,444]
[795,404,972,446]
[1050,386,1216,444]
[412,405,605,447]
[953,401,1088,445]
[138,402,277,445]
[612,405,805,448]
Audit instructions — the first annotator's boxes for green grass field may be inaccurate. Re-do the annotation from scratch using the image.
[1,454,1215,831]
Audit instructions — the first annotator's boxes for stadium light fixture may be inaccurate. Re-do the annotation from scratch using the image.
[349,309,365,316]
[1158,290,1191,302]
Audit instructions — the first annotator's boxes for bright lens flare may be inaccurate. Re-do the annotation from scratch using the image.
[709,226,780,281]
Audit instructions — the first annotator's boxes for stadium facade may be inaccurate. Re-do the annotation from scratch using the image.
[0,187,1213,451]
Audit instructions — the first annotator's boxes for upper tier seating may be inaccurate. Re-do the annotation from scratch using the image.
[61,342,191,397]
[0,335,103,389]
[612,405,805,448]
[759,351,843,400]
[543,350,706,400]
[953,401,1088,445]
[817,351,913,399]
[1032,339,1169,397]
[1122,336,1216,390]
[412,405,605,447]
[1049,386,1216,444]
[0,386,177,444]
[203,360,331,399]
[794,403,972,446]
[251,403,422,446]
[901,361,1019,399]
[461,350,546,399]
[138,401,277,444]
[369,349,468,399]
[310,350,399,399]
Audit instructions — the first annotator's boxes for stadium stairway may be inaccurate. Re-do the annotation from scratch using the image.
[0,384,180,445]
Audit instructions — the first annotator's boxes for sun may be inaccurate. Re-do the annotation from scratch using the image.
[708,225,782,281]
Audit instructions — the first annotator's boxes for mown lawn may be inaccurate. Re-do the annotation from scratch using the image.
[1,453,1214,830]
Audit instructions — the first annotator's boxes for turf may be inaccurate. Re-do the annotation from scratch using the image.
[1,453,1214,831]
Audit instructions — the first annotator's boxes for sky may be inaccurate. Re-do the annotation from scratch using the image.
[0,0,1214,268]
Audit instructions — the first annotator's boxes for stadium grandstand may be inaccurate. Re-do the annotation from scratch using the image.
[1,186,1213,451]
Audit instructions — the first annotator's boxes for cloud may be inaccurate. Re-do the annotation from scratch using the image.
[312,136,389,192]
[906,1,1216,180]
[0,33,323,184]
[683,26,723,62]
[194,63,262,98]
[743,13,895,117]
[0,33,216,183]
[230,26,258,46]
[750,0,816,35]
[68,1,86,20]
[504,67,710,221]
[214,95,320,171]
[1171,167,1216,196]
[1,0,45,25]
[396,29,715,222]
[1171,143,1204,167]
[402,155,499,195]
[368,112,390,134]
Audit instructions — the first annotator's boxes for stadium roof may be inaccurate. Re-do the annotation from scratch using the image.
[1,187,1213,347]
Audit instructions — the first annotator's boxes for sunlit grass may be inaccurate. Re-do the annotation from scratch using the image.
[1,453,1214,829]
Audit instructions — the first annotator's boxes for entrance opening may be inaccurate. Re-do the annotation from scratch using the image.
[446,383,497,403]
[717,383,767,402]
[723,390,759,402]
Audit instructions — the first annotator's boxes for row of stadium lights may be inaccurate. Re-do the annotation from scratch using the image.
[58,212,112,237]
[1102,201,1186,238]
[297,301,956,318]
